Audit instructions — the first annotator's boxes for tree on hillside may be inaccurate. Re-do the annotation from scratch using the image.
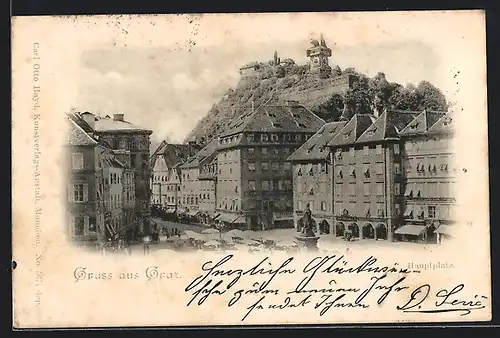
[317,93,344,122]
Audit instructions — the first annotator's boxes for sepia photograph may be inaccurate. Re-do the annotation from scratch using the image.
[12,11,490,328]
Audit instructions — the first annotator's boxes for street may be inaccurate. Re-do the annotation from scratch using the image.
[151,217,209,234]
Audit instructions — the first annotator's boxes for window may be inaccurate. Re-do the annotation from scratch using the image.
[321,201,327,211]
[394,183,401,195]
[363,146,369,156]
[272,148,279,155]
[248,148,255,156]
[375,162,384,175]
[297,166,302,176]
[336,167,343,179]
[235,185,238,193]
[284,162,292,171]
[350,147,355,157]
[278,180,283,190]
[272,181,279,191]
[271,162,279,171]
[271,134,279,142]
[428,206,436,218]
[74,216,85,236]
[320,163,327,173]
[394,203,401,216]
[71,153,84,170]
[71,184,87,202]
[308,165,314,176]
[363,164,370,178]
[283,148,290,155]
[308,201,315,211]
[262,180,269,191]
[248,162,256,171]
[246,133,255,142]
[297,200,303,210]
[295,134,302,142]
[261,162,269,171]
[349,165,356,178]
[394,163,401,174]
[348,183,356,196]
[376,145,383,155]
[363,183,370,196]
[394,144,400,155]
[334,149,342,160]
[261,134,269,142]
[261,147,268,155]
[308,187,314,195]
[285,180,292,190]
[376,183,384,196]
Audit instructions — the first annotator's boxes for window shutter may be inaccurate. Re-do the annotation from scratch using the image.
[83,184,89,202]
[69,215,75,236]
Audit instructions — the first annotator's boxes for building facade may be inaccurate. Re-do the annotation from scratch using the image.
[215,101,325,230]
[66,117,105,244]
[398,111,455,243]
[179,139,218,221]
[287,121,346,234]
[287,108,455,243]
[150,142,201,214]
[76,112,153,236]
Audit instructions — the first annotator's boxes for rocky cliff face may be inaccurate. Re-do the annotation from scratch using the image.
[184,60,353,143]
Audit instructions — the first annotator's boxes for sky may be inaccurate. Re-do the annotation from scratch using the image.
[68,11,484,145]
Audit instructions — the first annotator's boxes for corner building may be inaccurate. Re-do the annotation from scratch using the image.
[287,121,346,235]
[216,101,325,230]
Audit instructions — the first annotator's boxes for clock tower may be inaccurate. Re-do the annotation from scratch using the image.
[306,34,332,78]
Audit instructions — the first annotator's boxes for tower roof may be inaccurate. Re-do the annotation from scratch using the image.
[327,114,376,147]
[399,110,445,136]
[356,110,419,144]
[287,121,346,161]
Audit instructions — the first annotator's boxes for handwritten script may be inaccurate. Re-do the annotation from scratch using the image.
[184,255,487,321]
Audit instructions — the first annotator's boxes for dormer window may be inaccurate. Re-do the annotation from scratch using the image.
[343,131,352,139]
[308,166,314,176]
[367,128,377,137]
[336,169,343,179]
[410,122,419,130]
[297,167,303,176]
[308,188,314,196]
[335,149,342,160]
[364,166,370,178]
[261,134,269,142]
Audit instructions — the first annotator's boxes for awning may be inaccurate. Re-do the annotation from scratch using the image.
[187,210,200,217]
[435,225,454,235]
[215,213,245,224]
[404,185,413,197]
[273,212,294,221]
[403,205,414,217]
[164,207,176,213]
[395,224,426,235]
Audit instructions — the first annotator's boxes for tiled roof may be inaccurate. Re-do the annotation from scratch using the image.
[327,114,376,147]
[180,139,218,169]
[221,104,326,138]
[94,116,152,133]
[427,113,454,134]
[399,110,445,136]
[67,118,98,146]
[67,113,94,133]
[103,157,125,169]
[287,121,346,162]
[150,142,202,169]
[356,110,419,143]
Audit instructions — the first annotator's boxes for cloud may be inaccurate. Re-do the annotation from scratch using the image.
[172,72,200,91]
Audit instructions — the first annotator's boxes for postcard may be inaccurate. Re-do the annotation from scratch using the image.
[12,10,490,328]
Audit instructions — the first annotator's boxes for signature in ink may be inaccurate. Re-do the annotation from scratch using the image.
[397,284,487,316]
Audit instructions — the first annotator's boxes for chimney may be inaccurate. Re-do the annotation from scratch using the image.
[251,100,255,112]
[113,113,124,122]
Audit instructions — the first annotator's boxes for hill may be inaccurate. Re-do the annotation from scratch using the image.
[184,58,448,144]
